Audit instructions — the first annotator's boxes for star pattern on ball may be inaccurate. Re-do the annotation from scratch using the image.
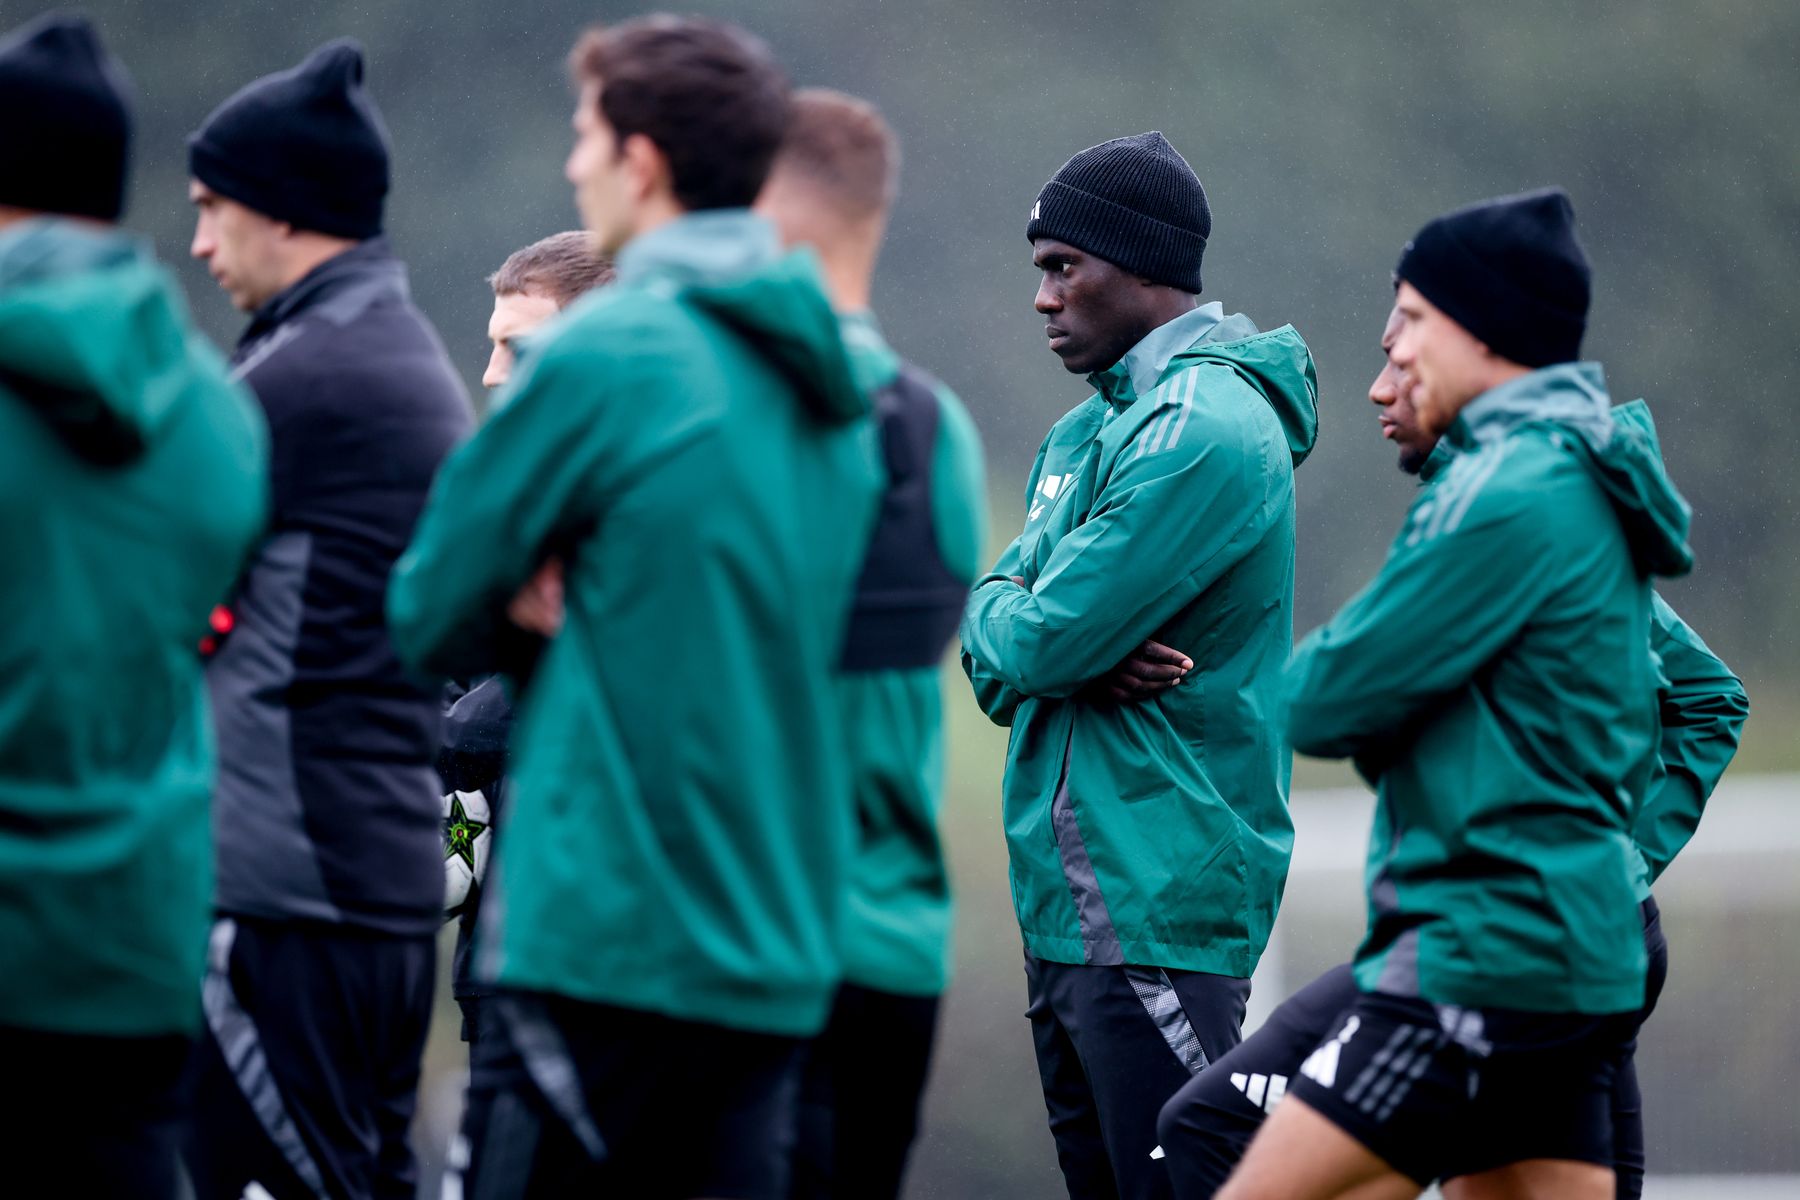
[443,792,488,871]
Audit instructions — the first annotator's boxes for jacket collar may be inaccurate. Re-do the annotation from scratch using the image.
[1445,360,1612,453]
[1088,302,1224,410]
[239,236,405,348]
[614,209,778,292]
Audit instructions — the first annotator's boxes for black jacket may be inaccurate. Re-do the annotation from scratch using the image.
[207,238,472,934]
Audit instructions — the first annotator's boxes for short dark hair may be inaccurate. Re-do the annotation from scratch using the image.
[487,231,614,307]
[769,88,898,220]
[570,15,790,212]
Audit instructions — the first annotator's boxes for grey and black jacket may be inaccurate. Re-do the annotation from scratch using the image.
[207,237,472,935]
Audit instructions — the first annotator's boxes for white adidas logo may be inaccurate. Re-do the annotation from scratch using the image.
[1028,472,1071,521]
[1031,200,1041,220]
[1229,1071,1289,1114]
[1298,1014,1362,1090]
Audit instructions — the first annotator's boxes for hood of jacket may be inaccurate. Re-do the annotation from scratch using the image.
[1450,363,1692,578]
[1093,304,1318,467]
[616,210,866,427]
[0,219,195,467]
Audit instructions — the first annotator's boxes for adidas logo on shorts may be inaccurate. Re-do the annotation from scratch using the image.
[1299,1014,1362,1089]
[1229,1071,1289,1113]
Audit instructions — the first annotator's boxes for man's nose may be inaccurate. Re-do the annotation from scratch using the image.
[482,346,509,390]
[1034,279,1060,314]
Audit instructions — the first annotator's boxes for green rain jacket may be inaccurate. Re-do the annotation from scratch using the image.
[962,303,1318,976]
[0,220,267,1036]
[1286,363,1693,1015]
[389,212,882,1037]
[1418,402,1747,903]
[837,312,986,997]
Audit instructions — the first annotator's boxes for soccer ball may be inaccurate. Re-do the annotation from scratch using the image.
[442,788,493,917]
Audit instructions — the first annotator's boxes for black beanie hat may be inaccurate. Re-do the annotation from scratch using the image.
[0,12,132,221]
[1395,187,1592,369]
[188,39,389,239]
[1025,131,1211,292]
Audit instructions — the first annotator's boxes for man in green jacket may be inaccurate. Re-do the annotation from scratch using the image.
[757,88,987,1200]
[962,131,1318,1200]
[388,17,881,1200]
[1224,190,1695,1200]
[1156,310,1746,1200]
[0,14,266,1197]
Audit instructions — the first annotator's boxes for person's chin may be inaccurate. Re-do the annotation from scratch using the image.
[1051,346,1094,375]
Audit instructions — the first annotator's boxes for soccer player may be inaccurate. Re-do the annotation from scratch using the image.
[755,88,987,1200]
[436,231,611,1197]
[444,230,613,1040]
[960,132,1319,1200]
[1220,190,1697,1200]
[182,40,473,1200]
[1154,308,1748,1200]
[0,14,266,1197]
[388,16,882,1199]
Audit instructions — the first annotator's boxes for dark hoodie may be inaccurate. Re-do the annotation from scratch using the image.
[1286,361,1693,1015]
[389,210,883,1036]
[0,219,265,1036]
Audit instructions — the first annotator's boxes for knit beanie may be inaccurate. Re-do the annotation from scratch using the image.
[1025,131,1211,292]
[188,39,389,238]
[1395,188,1592,368]
[0,13,132,221]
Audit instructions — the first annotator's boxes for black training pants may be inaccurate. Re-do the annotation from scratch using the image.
[1026,954,1251,1200]
[791,982,942,1200]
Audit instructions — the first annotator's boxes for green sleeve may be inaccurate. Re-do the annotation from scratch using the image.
[1636,593,1749,881]
[960,432,1042,727]
[962,534,1027,726]
[1285,457,1561,760]
[389,321,705,679]
[930,383,988,584]
[960,399,1280,698]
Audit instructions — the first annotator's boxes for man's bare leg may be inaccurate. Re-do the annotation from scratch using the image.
[1443,1159,1614,1200]
[1215,1095,1421,1200]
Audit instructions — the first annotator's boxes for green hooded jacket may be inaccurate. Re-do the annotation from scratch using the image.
[962,303,1319,976]
[389,212,882,1037]
[837,312,986,997]
[0,220,267,1036]
[1416,402,1745,903]
[1286,363,1693,1014]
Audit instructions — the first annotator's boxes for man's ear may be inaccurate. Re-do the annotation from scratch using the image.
[620,131,673,205]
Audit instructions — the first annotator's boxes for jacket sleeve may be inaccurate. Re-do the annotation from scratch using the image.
[960,432,1041,727]
[1284,466,1561,760]
[1635,593,1749,882]
[930,383,988,584]
[962,535,1028,726]
[959,392,1281,698]
[388,325,700,680]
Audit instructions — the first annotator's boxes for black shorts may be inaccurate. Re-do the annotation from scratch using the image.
[462,990,806,1200]
[1160,898,1671,1199]
[1289,989,1637,1185]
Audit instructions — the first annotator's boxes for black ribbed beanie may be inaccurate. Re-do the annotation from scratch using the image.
[1025,131,1211,292]
[0,13,132,221]
[1395,188,1592,368]
[188,39,389,238]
